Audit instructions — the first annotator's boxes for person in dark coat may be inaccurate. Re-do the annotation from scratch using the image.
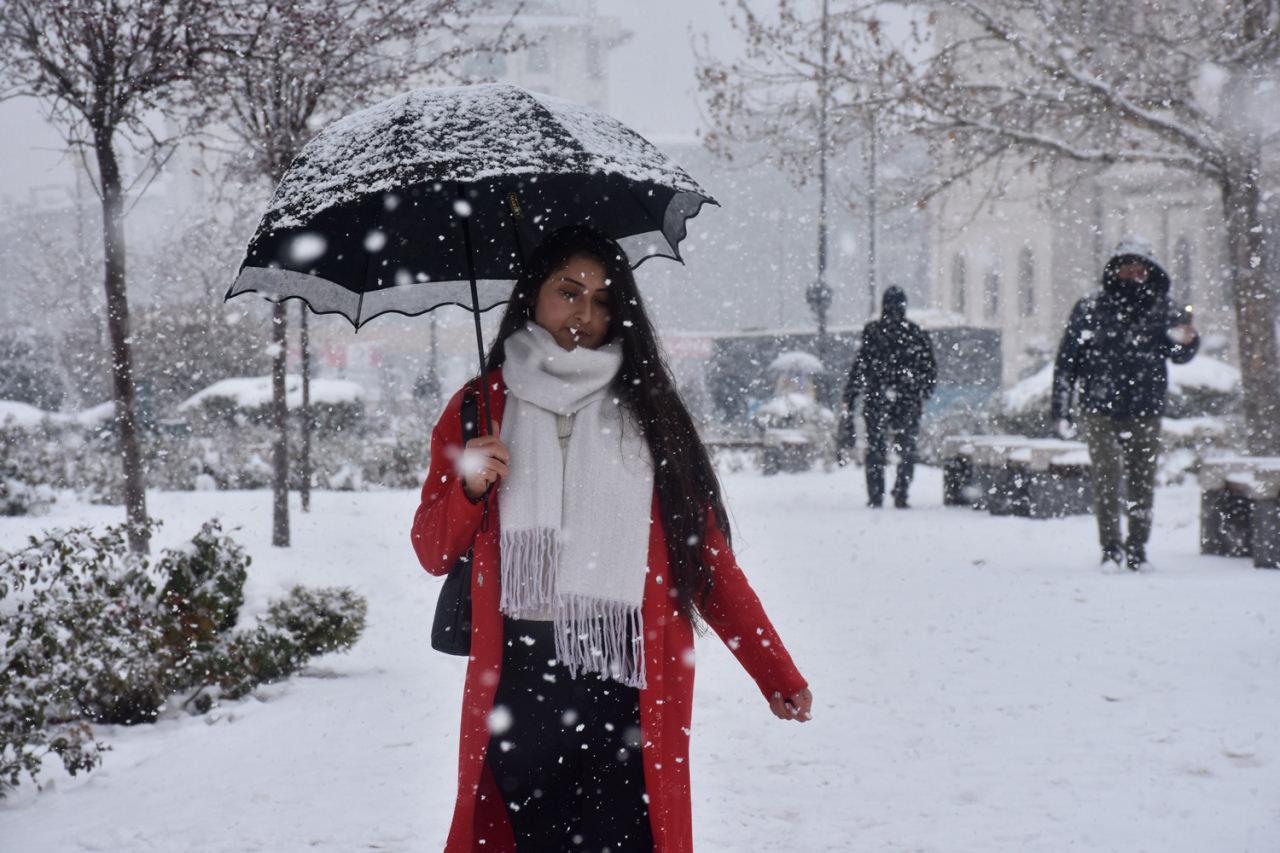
[840,286,937,508]
[1052,237,1200,571]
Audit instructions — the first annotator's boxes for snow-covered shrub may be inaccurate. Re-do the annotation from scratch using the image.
[156,523,251,639]
[996,356,1243,440]
[1155,415,1244,485]
[0,523,154,795]
[0,418,121,504]
[751,392,837,474]
[189,587,367,704]
[178,376,366,435]
[0,477,56,516]
[285,416,427,491]
[0,332,67,410]
[265,586,366,658]
[0,520,367,797]
[0,393,429,500]
[351,423,430,490]
[0,425,60,515]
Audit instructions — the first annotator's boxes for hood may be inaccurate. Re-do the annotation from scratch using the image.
[881,286,907,321]
[1102,253,1170,301]
[1102,235,1169,305]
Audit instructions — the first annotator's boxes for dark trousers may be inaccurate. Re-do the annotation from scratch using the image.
[864,407,920,504]
[485,618,653,853]
[1081,412,1161,551]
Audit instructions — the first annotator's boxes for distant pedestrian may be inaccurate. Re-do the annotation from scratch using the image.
[839,286,937,508]
[1052,237,1200,572]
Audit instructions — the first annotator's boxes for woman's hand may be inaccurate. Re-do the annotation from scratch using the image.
[459,422,509,501]
[769,687,813,722]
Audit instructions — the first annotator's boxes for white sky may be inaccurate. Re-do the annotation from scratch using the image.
[0,1,743,208]
[597,0,741,140]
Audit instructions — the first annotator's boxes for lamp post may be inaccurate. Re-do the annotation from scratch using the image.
[866,111,879,319]
[806,0,834,400]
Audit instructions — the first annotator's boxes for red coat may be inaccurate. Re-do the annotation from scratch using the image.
[411,373,808,852]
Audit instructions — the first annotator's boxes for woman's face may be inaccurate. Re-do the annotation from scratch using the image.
[532,252,613,351]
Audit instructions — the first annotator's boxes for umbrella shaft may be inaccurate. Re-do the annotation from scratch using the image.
[459,183,494,435]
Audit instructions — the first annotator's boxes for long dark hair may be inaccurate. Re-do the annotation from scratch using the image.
[485,225,728,621]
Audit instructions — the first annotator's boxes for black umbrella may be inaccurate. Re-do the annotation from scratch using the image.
[227,83,717,422]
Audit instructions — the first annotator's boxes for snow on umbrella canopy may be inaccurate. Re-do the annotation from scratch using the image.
[226,83,717,327]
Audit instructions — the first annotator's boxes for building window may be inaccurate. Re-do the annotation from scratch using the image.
[1174,236,1193,307]
[1018,247,1036,318]
[984,267,1001,321]
[951,254,966,315]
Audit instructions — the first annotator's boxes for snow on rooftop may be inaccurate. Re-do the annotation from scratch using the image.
[0,400,117,429]
[0,400,53,429]
[74,402,116,427]
[178,376,365,412]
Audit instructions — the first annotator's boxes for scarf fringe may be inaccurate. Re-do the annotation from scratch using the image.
[499,527,560,616]
[554,594,647,689]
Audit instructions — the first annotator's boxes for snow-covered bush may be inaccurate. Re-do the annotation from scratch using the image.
[0,332,67,410]
[751,392,837,474]
[178,375,366,434]
[0,425,60,515]
[0,520,367,797]
[302,420,429,491]
[997,356,1243,438]
[0,393,429,501]
[192,586,367,705]
[0,477,56,516]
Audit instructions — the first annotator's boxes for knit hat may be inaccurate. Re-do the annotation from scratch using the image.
[1113,236,1155,265]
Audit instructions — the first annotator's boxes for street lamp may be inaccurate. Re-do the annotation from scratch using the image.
[811,0,833,396]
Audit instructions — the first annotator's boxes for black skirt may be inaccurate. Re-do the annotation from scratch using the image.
[485,617,653,852]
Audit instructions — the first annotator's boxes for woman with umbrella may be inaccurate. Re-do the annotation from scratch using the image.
[410,225,812,851]
[229,83,811,851]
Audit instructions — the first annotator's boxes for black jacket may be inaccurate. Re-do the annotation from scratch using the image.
[1052,254,1199,421]
[842,289,937,425]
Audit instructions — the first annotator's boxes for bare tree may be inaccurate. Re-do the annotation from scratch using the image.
[703,0,1280,455]
[0,0,216,551]
[697,1,925,324]
[202,0,527,545]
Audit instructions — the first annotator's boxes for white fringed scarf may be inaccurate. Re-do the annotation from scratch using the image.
[498,323,654,687]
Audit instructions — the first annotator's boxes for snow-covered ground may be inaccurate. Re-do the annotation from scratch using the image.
[2,467,1278,852]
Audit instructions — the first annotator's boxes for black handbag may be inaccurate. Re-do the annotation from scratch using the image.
[430,383,483,656]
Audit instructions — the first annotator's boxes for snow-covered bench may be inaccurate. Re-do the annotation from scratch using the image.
[942,435,1092,519]
[1199,456,1280,569]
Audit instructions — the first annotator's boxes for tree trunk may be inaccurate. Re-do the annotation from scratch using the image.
[94,133,150,554]
[1221,153,1280,457]
[272,302,290,546]
[300,305,312,513]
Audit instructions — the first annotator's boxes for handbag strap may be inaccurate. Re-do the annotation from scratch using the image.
[460,379,481,444]
[459,378,491,531]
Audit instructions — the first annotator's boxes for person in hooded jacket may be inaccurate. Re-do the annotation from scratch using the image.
[1051,237,1200,572]
[839,286,937,508]
[412,226,811,853]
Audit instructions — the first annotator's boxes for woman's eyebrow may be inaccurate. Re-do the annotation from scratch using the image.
[559,276,610,295]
